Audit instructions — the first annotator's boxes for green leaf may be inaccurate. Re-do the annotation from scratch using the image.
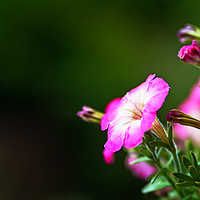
[175,181,197,188]
[182,155,192,170]
[172,172,193,181]
[191,152,199,176]
[167,123,174,147]
[129,156,152,165]
[188,166,199,180]
[141,176,171,194]
[150,168,167,184]
[149,141,171,149]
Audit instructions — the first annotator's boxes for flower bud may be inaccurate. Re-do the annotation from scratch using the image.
[178,40,200,66]
[178,24,200,43]
[166,109,200,129]
[77,106,104,123]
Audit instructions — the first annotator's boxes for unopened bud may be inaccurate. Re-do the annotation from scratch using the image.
[166,109,200,129]
[178,24,200,43]
[77,106,104,123]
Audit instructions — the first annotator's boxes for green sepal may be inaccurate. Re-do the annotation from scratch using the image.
[182,155,192,170]
[188,166,199,180]
[149,141,171,149]
[172,172,193,181]
[129,156,152,165]
[175,181,197,188]
[142,176,171,194]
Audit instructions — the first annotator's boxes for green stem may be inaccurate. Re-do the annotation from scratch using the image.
[171,149,181,173]
[145,142,183,199]
[152,151,176,189]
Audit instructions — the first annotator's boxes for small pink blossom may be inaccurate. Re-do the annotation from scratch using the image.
[101,74,170,152]
[174,79,200,144]
[126,152,156,180]
[178,40,200,66]
[103,149,115,164]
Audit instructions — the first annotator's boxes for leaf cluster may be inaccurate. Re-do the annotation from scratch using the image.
[173,152,200,189]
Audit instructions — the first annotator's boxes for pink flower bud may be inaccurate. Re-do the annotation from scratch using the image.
[178,40,200,66]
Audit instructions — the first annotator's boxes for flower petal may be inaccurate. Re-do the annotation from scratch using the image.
[144,77,170,112]
[127,74,156,106]
[103,149,115,164]
[123,120,143,148]
[141,110,156,133]
[104,125,125,152]
[101,110,118,131]
[105,98,121,113]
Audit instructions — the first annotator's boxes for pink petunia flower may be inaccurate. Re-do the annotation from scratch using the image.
[126,152,156,180]
[101,74,170,152]
[174,79,200,144]
[178,40,200,66]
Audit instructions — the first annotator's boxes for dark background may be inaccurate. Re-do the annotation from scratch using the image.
[0,0,199,200]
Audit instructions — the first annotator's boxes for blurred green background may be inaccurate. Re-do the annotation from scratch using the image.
[0,0,199,200]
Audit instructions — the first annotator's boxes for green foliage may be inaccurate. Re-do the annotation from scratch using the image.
[150,168,168,184]
[142,177,171,194]
[182,155,192,170]
[175,181,197,188]
[129,156,152,165]
[188,166,199,180]
[172,173,193,181]
[172,153,200,191]
[149,141,171,149]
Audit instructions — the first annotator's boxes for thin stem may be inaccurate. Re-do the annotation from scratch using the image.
[152,151,176,189]
[144,142,183,198]
[145,144,175,188]
[171,149,181,173]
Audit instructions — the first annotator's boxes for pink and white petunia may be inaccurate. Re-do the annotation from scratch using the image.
[174,79,200,144]
[101,74,170,152]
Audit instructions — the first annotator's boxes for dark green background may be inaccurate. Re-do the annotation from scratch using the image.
[0,0,199,200]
